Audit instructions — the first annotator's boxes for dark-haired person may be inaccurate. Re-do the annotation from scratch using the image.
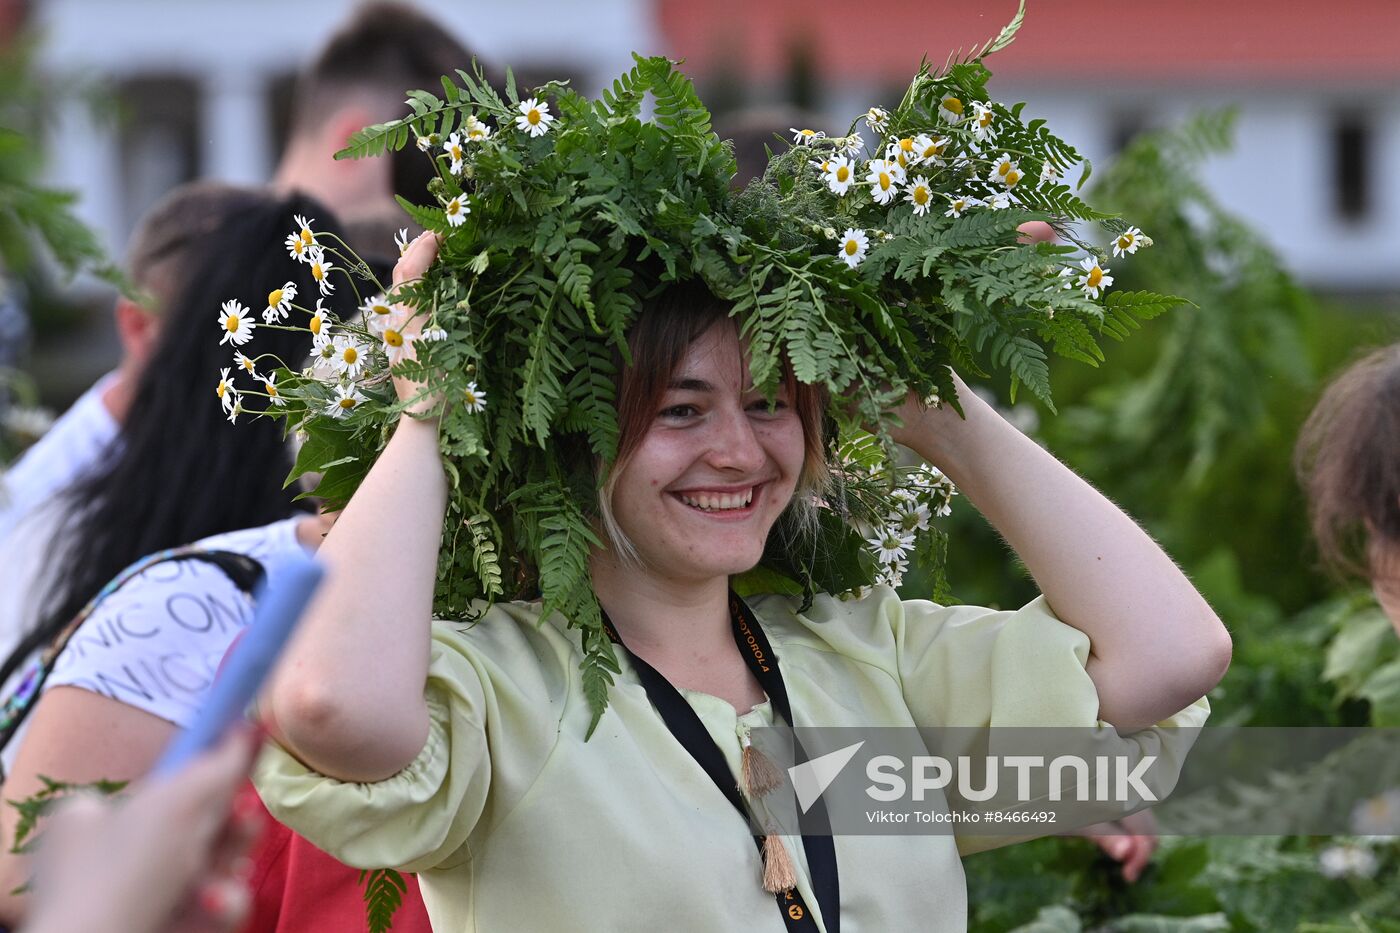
[1297,344,1400,636]
[0,182,355,926]
[273,0,491,263]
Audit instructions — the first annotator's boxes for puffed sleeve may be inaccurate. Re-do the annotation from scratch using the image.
[878,589,1209,854]
[252,609,570,873]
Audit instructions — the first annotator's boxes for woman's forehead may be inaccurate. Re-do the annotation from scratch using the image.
[670,321,753,389]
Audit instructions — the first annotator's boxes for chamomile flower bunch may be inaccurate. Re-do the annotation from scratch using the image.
[234,1,1184,732]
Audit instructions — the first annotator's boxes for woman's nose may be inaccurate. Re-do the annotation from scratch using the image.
[707,407,767,473]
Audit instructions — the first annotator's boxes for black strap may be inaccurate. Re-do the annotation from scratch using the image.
[0,548,264,778]
[601,593,840,933]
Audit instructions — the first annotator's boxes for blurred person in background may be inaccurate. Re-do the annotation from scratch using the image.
[0,181,351,927]
[1297,344,1400,637]
[0,0,486,547]
[272,0,488,265]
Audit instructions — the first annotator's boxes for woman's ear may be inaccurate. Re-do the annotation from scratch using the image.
[113,297,161,371]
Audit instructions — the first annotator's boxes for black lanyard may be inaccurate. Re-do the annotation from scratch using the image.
[601,592,840,933]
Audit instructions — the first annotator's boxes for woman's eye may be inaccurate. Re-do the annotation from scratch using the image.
[660,404,698,419]
[749,398,789,414]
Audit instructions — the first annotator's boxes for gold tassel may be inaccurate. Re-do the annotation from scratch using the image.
[741,733,784,798]
[761,833,797,894]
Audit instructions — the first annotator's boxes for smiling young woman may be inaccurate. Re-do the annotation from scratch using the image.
[253,235,1230,932]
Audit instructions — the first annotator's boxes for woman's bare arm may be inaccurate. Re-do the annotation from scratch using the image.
[894,376,1231,731]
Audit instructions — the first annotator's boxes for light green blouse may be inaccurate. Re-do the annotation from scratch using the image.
[254,588,1208,932]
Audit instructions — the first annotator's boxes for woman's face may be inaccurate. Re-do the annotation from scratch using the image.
[608,320,807,584]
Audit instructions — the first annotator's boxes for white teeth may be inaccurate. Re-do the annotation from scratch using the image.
[678,487,755,511]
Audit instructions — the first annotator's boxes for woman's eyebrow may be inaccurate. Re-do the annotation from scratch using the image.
[667,377,712,391]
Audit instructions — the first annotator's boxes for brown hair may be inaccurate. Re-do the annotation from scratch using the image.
[599,280,829,565]
[289,2,492,202]
[1296,343,1400,579]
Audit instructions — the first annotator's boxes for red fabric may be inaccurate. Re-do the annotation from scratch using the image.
[238,786,433,933]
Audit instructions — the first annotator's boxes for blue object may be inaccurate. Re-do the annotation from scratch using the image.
[152,553,324,777]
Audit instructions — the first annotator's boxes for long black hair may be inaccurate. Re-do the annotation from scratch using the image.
[0,183,355,689]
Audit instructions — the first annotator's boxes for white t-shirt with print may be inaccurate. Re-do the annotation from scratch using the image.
[0,516,308,774]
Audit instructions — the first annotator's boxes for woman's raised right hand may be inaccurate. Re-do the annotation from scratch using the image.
[388,231,443,412]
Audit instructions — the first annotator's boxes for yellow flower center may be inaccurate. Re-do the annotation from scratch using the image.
[267,288,283,309]
[339,396,357,410]
[943,96,963,115]
[836,165,850,182]
[979,110,993,127]
[300,228,313,247]
[216,383,226,398]
[913,187,930,205]
[997,162,1011,177]
[898,137,914,153]
[312,263,325,281]
[1117,234,1135,250]
[1004,170,1021,186]
[266,383,278,397]
[879,172,891,190]
[447,200,460,216]
[343,347,358,365]
[241,358,254,371]
[800,129,814,137]
[373,303,390,315]
[309,315,322,335]
[224,315,240,333]
[527,108,541,125]
[384,329,403,347]
[844,239,859,256]
[292,240,305,256]
[1087,267,1103,288]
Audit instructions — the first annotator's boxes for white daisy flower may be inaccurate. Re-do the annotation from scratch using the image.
[988,153,1022,187]
[837,228,869,269]
[217,300,256,347]
[1058,266,1077,289]
[1352,789,1400,836]
[1076,256,1114,299]
[823,156,857,196]
[464,114,492,142]
[378,325,412,365]
[838,133,864,157]
[292,214,316,248]
[307,298,330,339]
[421,325,449,342]
[790,128,825,145]
[868,527,915,564]
[874,556,909,589]
[515,97,555,137]
[462,381,488,414]
[867,160,902,205]
[888,499,932,534]
[904,176,935,216]
[987,192,1012,210]
[971,102,995,141]
[325,384,366,419]
[938,95,966,124]
[944,194,980,218]
[262,281,296,324]
[215,367,236,413]
[263,372,286,407]
[864,107,889,133]
[1318,845,1379,880]
[395,228,411,256]
[225,392,244,425]
[443,133,468,175]
[233,351,260,379]
[360,293,394,319]
[307,247,335,296]
[913,133,948,165]
[285,233,311,264]
[416,135,433,152]
[332,334,367,379]
[444,195,470,227]
[1112,226,1146,257]
[1039,161,1060,185]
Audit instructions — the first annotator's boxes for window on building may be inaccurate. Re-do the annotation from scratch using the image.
[117,75,200,235]
[1332,112,1371,222]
